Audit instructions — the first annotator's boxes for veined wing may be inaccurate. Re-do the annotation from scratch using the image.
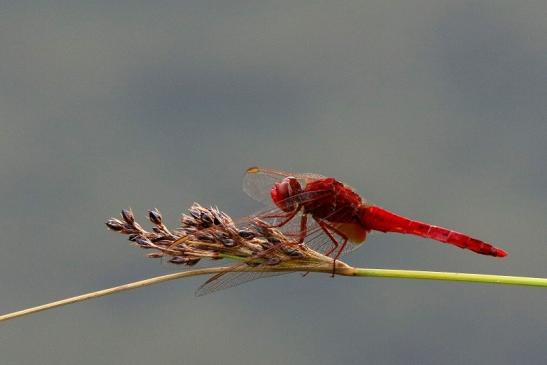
[195,233,310,296]
[195,207,368,296]
[303,214,367,256]
[241,189,367,257]
[194,213,366,296]
[243,166,327,205]
[240,189,331,228]
[167,190,331,253]
[195,266,294,296]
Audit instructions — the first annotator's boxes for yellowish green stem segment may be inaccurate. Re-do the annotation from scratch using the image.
[351,268,547,287]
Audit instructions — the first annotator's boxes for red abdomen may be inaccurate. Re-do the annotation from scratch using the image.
[359,205,507,257]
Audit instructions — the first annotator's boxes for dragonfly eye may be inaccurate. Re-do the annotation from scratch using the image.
[271,177,302,212]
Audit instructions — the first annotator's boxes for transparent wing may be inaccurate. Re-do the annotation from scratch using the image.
[166,191,331,252]
[171,193,364,263]
[195,236,311,296]
[194,215,365,296]
[298,172,329,181]
[171,180,366,296]
[243,202,366,258]
[243,188,366,257]
[195,267,292,296]
[240,189,332,229]
[303,216,366,256]
[243,166,327,205]
[243,166,292,204]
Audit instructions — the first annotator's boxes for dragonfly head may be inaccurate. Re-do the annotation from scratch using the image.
[271,177,302,212]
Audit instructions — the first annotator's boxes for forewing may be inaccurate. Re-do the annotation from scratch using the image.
[297,172,328,182]
[241,189,332,229]
[243,166,292,204]
[242,166,328,204]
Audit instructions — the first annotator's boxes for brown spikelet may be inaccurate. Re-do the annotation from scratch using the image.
[106,203,332,269]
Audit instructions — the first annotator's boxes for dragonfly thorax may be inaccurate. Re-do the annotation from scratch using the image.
[271,176,302,212]
[302,178,363,222]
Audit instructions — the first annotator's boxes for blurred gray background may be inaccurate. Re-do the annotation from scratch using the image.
[1,1,546,364]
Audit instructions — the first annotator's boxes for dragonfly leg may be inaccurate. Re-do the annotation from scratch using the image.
[317,220,348,277]
[298,214,313,277]
[297,214,308,244]
[264,208,300,228]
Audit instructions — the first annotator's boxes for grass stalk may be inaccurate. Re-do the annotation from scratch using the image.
[1,263,545,322]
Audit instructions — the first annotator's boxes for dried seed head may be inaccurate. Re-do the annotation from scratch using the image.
[180,214,196,227]
[200,211,214,226]
[283,246,304,258]
[151,235,169,243]
[135,237,152,247]
[266,257,281,265]
[251,219,274,237]
[169,256,187,264]
[238,230,255,239]
[121,208,135,224]
[105,218,124,231]
[148,208,162,225]
[214,231,231,241]
[196,232,215,243]
[107,203,332,272]
[221,238,236,247]
[211,214,221,225]
[189,207,201,220]
[268,237,282,244]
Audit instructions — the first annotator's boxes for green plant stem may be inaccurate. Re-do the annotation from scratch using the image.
[351,268,547,287]
[1,264,546,322]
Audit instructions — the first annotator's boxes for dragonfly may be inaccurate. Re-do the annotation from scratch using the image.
[194,166,508,295]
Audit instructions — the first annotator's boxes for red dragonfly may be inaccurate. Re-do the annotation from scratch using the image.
[243,166,507,259]
[195,166,507,295]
